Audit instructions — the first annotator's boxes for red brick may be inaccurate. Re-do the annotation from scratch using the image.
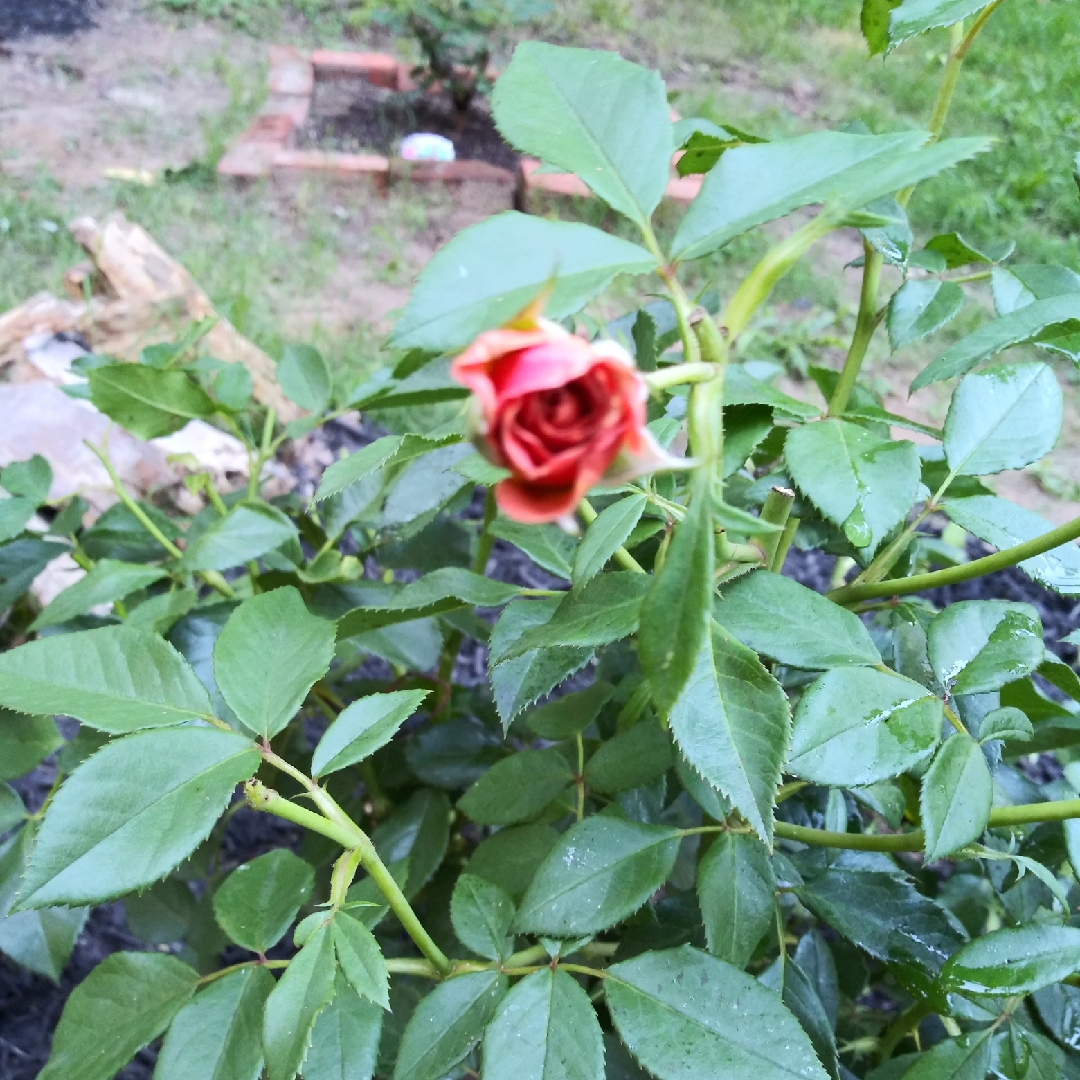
[260,93,310,129]
[268,60,314,97]
[268,45,306,68]
[520,158,592,198]
[239,114,293,145]
[217,142,278,179]
[311,50,399,88]
[396,62,417,92]
[273,150,390,177]
[394,159,516,184]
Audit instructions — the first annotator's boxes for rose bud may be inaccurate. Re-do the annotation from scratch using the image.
[451,316,677,525]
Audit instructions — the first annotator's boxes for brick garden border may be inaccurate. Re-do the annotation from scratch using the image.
[217,46,703,208]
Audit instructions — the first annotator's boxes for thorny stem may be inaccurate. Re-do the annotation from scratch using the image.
[829,511,1080,605]
[579,499,646,573]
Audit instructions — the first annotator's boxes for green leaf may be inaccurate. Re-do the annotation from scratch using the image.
[584,719,674,794]
[393,970,507,1080]
[489,598,592,728]
[333,910,390,1009]
[888,0,1000,50]
[714,570,881,669]
[0,626,213,733]
[977,706,1032,743]
[0,496,37,543]
[573,495,648,588]
[483,968,604,1080]
[278,344,332,414]
[788,667,942,786]
[213,587,336,740]
[123,878,196,945]
[497,574,650,663]
[305,973,383,1080]
[760,957,838,1080]
[155,965,274,1080]
[786,419,921,554]
[458,749,575,825]
[888,1032,992,1079]
[125,588,199,634]
[515,816,680,936]
[264,922,337,1080]
[725,365,821,419]
[861,0,903,55]
[312,434,460,505]
[451,872,516,961]
[920,734,993,860]
[944,495,1080,595]
[178,504,298,573]
[639,475,713,713]
[339,569,520,638]
[2,454,52,502]
[0,710,63,780]
[39,952,198,1080]
[669,621,790,845]
[213,849,315,953]
[390,212,657,351]
[697,831,775,969]
[488,518,576,580]
[940,924,1080,995]
[888,279,965,350]
[927,600,1044,695]
[943,363,1062,476]
[0,905,87,982]
[88,364,216,439]
[673,130,988,261]
[371,788,450,897]
[492,42,672,226]
[312,690,430,778]
[0,782,24,834]
[796,869,965,990]
[526,681,614,739]
[18,726,259,908]
[0,537,66,609]
[992,262,1080,323]
[606,945,830,1080]
[925,231,1013,269]
[466,823,560,901]
[912,295,1080,390]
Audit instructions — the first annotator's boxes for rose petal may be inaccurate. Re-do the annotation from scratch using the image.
[495,477,581,523]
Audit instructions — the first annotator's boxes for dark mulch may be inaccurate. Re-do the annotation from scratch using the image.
[0,0,95,40]
[300,79,519,171]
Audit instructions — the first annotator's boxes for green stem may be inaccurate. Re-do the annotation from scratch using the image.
[877,1000,931,1064]
[640,222,701,366]
[828,240,883,416]
[644,362,718,392]
[197,958,290,986]
[579,499,646,573]
[688,314,729,477]
[245,779,361,849]
[473,487,498,575]
[330,847,363,909]
[575,732,585,821]
[760,487,795,570]
[248,407,276,500]
[829,512,1080,605]
[769,517,799,575]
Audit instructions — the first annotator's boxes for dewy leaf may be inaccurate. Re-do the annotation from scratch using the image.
[573,494,648,588]
[944,495,1080,596]
[213,587,336,740]
[466,824,560,903]
[927,600,1044,695]
[697,831,775,970]
[920,734,992,861]
[888,0,1000,50]
[786,419,921,554]
[489,598,593,728]
[606,945,830,1080]
[333,910,390,1010]
[492,43,673,226]
[451,872,516,962]
[0,626,213,733]
[155,965,274,1080]
[912,294,1080,390]
[639,474,714,714]
[390,212,657,351]
[714,571,881,669]
[497,574,650,663]
[312,690,430,778]
[38,952,198,1080]
[483,968,604,1080]
[212,848,315,954]
[458,749,575,825]
[673,130,987,261]
[18,726,259,908]
[312,433,460,505]
[887,279,965,351]
[890,1032,993,1080]
[393,970,507,1080]
[0,710,63,781]
[264,922,337,1080]
[305,973,383,1080]
[669,621,790,845]
[277,343,332,414]
[940,924,1080,996]
[943,362,1062,476]
[788,667,942,786]
[515,816,680,936]
[179,504,297,573]
[88,364,216,440]
[488,518,576,580]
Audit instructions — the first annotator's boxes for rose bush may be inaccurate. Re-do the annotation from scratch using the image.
[3,2,1080,1079]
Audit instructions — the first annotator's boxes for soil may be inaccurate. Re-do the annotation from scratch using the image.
[300,79,519,172]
